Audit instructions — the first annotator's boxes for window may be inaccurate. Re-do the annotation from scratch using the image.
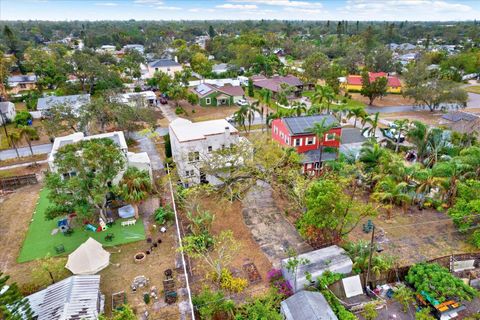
[185,170,195,177]
[205,97,211,105]
[188,151,200,162]
[325,133,336,141]
[294,138,302,147]
[208,146,213,152]
[274,126,279,134]
[20,83,26,89]
[280,132,284,139]
[155,67,159,72]
[221,144,225,149]
[315,162,321,169]
[306,137,315,145]
[62,171,77,180]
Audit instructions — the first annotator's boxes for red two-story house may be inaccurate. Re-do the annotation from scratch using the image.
[271,115,341,175]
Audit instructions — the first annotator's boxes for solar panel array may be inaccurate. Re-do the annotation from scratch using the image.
[284,115,337,134]
[195,83,213,95]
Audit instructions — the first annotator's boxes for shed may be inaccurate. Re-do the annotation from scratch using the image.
[281,291,338,320]
[25,275,103,320]
[281,245,353,292]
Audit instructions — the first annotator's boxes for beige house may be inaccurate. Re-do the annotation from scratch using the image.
[440,111,480,135]
[146,59,182,78]
[7,75,37,94]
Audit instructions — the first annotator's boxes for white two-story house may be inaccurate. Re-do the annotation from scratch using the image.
[169,118,247,187]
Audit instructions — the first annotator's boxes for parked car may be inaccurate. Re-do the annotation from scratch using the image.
[382,128,405,142]
[236,99,249,106]
[159,96,168,105]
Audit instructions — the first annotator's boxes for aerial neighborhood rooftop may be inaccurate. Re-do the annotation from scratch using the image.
[1,4,480,320]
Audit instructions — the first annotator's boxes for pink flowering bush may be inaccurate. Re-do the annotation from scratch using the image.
[266,269,293,297]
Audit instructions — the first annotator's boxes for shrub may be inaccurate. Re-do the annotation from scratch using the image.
[267,269,283,283]
[14,111,33,126]
[218,269,248,293]
[143,293,150,304]
[193,287,235,319]
[393,284,414,313]
[406,263,478,302]
[154,205,174,225]
[361,302,378,320]
[234,289,283,320]
[415,308,436,320]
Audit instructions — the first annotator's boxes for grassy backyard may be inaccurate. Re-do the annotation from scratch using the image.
[18,188,146,263]
[302,90,365,109]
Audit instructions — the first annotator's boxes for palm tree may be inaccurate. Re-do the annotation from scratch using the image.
[372,177,411,219]
[407,121,429,163]
[8,131,21,158]
[392,119,409,153]
[116,167,153,219]
[233,105,248,132]
[310,118,337,174]
[347,107,367,128]
[290,101,307,117]
[311,85,336,112]
[414,168,445,202]
[246,102,260,133]
[359,141,386,172]
[361,112,380,138]
[259,89,272,132]
[18,125,37,156]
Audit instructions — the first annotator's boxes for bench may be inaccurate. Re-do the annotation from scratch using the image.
[121,219,137,227]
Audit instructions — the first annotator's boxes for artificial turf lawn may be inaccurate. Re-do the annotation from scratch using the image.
[18,188,146,263]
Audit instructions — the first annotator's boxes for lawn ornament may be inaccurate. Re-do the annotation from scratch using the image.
[98,218,108,231]
[57,218,69,233]
[85,224,97,232]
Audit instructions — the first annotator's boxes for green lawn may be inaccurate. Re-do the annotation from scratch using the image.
[465,85,480,94]
[18,188,146,263]
[302,91,365,109]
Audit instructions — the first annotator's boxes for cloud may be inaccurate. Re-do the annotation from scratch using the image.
[216,3,258,9]
[133,0,163,4]
[231,0,323,8]
[155,5,181,10]
[284,7,322,14]
[95,2,119,6]
[188,8,200,12]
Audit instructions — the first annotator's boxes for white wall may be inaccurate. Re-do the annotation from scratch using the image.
[170,127,240,186]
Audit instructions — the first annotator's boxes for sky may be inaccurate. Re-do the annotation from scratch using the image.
[1,0,480,21]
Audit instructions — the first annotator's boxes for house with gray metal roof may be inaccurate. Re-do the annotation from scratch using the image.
[25,275,104,320]
[0,101,16,125]
[440,111,480,134]
[281,291,338,320]
[37,94,91,115]
[147,58,182,78]
[7,74,38,94]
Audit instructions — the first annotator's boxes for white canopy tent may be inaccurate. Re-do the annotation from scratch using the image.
[65,238,110,275]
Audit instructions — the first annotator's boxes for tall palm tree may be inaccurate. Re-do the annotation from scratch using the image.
[246,102,260,133]
[407,121,429,163]
[18,125,37,156]
[414,168,445,202]
[8,131,21,158]
[392,119,409,153]
[310,118,337,173]
[116,167,153,219]
[347,107,367,128]
[290,101,307,117]
[233,105,248,132]
[259,89,272,132]
[361,112,380,138]
[312,85,336,113]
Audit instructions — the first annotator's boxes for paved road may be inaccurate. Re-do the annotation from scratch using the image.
[0,143,52,161]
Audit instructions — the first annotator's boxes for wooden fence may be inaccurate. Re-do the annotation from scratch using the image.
[0,174,38,191]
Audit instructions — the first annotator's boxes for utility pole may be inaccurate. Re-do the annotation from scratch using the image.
[365,224,375,292]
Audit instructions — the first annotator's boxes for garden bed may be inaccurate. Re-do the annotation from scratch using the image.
[18,188,146,262]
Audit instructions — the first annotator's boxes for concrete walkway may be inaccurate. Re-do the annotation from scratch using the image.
[157,103,178,122]
[242,180,312,268]
[0,159,48,170]
[0,143,52,161]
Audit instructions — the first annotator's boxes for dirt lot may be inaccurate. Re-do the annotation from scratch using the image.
[349,206,477,266]
[350,93,415,107]
[185,195,273,299]
[379,110,446,126]
[171,100,239,123]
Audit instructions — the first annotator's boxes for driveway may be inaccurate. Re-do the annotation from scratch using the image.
[157,103,178,122]
[242,180,312,268]
[0,143,52,161]
[131,131,164,171]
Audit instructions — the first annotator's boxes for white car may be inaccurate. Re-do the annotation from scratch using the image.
[236,99,249,106]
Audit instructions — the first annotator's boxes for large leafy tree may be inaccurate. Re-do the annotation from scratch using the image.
[297,177,376,244]
[403,62,467,112]
[302,52,330,82]
[45,138,125,221]
[310,118,338,171]
[23,47,68,91]
[190,52,212,77]
[115,167,152,219]
[0,273,34,320]
[360,71,388,105]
